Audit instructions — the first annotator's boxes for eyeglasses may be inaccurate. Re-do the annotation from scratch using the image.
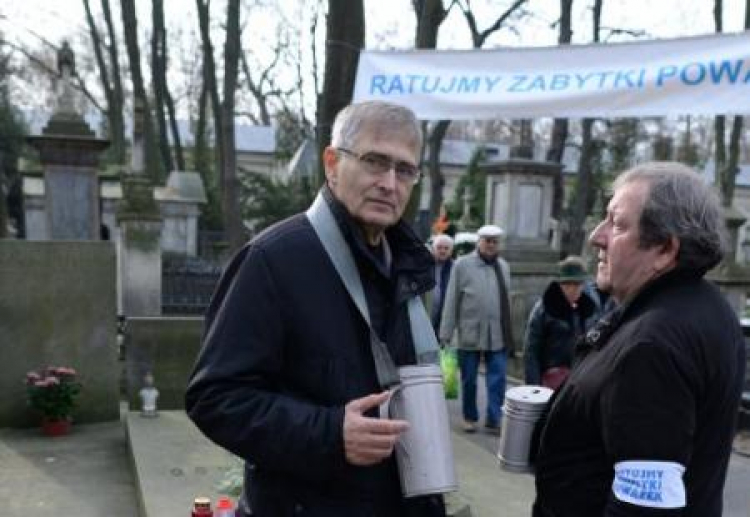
[336,147,421,184]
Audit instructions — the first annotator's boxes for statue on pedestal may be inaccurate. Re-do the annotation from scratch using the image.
[139,372,159,417]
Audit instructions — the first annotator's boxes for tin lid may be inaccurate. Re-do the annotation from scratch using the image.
[505,385,553,409]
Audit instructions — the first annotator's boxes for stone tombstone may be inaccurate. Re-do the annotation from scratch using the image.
[0,240,120,427]
[125,316,203,410]
[482,159,562,263]
[25,42,109,241]
[157,171,208,256]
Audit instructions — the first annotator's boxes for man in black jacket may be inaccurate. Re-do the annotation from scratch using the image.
[185,101,445,516]
[533,162,745,516]
[430,233,454,332]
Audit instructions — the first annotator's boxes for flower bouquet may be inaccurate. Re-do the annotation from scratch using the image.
[25,366,82,435]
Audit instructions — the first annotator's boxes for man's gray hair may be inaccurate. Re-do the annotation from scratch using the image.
[432,234,454,249]
[331,101,423,152]
[613,161,727,274]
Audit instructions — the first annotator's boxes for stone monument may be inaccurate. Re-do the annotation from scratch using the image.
[25,41,109,240]
[117,97,163,316]
[481,158,562,263]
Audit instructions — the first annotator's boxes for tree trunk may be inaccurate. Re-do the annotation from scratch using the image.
[221,0,246,251]
[150,0,184,171]
[196,0,224,190]
[569,118,596,253]
[316,0,365,186]
[568,0,601,254]
[547,0,574,220]
[101,0,126,164]
[0,150,7,238]
[716,0,748,207]
[121,0,162,180]
[83,0,120,165]
[151,0,174,173]
[194,79,211,182]
[412,0,448,235]
[426,120,450,230]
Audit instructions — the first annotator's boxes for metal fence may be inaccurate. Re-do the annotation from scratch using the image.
[162,254,222,315]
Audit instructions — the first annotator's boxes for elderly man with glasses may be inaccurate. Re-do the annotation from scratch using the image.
[186,101,446,517]
[439,224,515,434]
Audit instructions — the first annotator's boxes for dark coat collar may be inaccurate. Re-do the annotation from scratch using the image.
[542,281,597,320]
[580,268,701,352]
[320,186,435,298]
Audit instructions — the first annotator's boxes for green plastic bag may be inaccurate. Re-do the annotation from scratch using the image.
[440,348,459,399]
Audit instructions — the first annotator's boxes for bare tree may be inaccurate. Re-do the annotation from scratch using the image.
[714,0,747,207]
[239,35,296,126]
[221,0,245,251]
[151,0,185,172]
[546,0,573,221]
[196,0,223,180]
[82,0,125,164]
[316,0,365,185]
[411,0,449,234]
[568,0,603,255]
[120,0,162,181]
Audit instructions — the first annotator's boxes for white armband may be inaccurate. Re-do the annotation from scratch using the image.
[612,460,686,509]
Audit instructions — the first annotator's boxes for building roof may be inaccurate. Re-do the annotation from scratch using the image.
[23,110,276,154]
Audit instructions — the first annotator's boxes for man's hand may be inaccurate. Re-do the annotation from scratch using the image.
[343,391,409,466]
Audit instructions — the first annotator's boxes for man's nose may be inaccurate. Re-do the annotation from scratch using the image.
[377,167,398,190]
[589,220,606,247]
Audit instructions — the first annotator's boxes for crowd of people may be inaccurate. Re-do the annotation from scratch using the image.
[186,100,745,517]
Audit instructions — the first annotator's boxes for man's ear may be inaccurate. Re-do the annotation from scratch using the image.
[322,146,339,184]
[655,236,680,272]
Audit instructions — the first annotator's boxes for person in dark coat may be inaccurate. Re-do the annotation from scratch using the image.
[532,162,746,516]
[185,101,446,517]
[429,233,454,332]
[523,256,601,390]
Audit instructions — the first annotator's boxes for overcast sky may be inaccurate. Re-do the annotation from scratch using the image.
[3,0,748,49]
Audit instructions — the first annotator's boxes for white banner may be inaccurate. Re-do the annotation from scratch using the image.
[353,31,750,120]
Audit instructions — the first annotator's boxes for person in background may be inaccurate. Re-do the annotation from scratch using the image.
[522,255,602,390]
[185,101,445,517]
[439,224,514,434]
[532,161,745,516]
[429,234,454,332]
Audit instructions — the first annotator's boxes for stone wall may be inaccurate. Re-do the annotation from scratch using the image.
[125,317,203,411]
[0,240,120,427]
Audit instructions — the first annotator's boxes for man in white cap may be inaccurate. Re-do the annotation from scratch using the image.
[439,224,514,434]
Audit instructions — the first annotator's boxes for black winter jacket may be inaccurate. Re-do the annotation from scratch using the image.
[185,190,444,516]
[533,269,745,516]
[523,282,601,385]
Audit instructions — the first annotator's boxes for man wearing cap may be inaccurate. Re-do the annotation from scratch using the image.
[439,224,514,434]
[522,256,603,390]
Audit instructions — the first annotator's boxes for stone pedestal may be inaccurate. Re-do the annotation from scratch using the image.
[118,176,163,316]
[482,159,562,263]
